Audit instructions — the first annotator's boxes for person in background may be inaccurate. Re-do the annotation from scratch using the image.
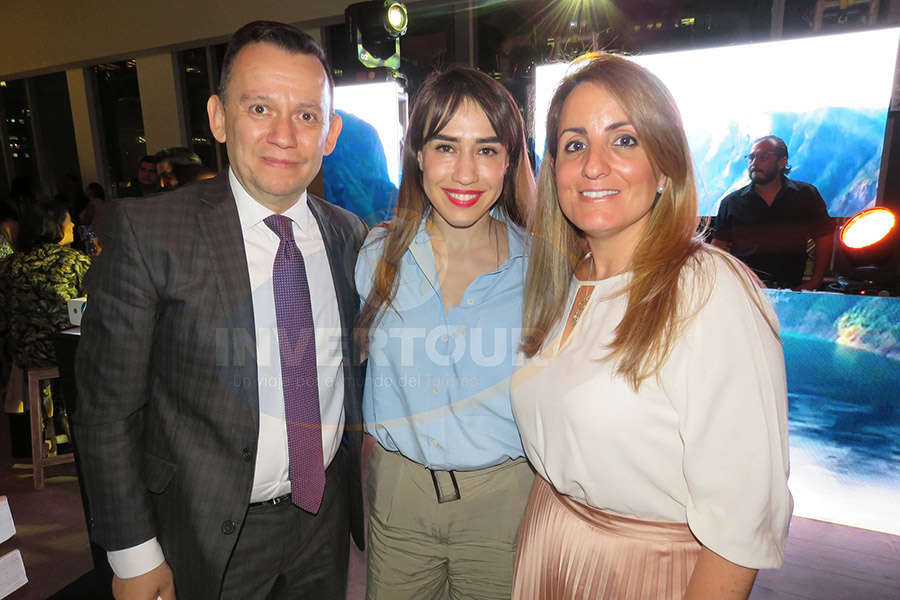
[713,135,834,290]
[77,183,106,259]
[0,198,18,259]
[121,155,161,197]
[79,182,106,227]
[74,20,365,600]
[510,54,792,599]
[0,196,89,367]
[171,161,218,186]
[154,146,205,191]
[54,174,89,230]
[355,66,536,600]
[0,197,90,455]
[137,155,161,194]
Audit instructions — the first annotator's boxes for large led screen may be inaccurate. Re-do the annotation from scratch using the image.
[765,290,900,536]
[323,81,404,225]
[534,28,900,217]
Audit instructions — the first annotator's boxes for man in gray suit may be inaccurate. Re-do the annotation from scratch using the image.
[75,21,365,600]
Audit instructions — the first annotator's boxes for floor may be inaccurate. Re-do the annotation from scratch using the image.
[1,422,898,600]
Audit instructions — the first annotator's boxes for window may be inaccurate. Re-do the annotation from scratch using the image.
[178,44,227,171]
[91,60,145,196]
[0,79,38,192]
[30,72,81,194]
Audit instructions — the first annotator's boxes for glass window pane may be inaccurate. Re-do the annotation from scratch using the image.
[92,60,146,197]
[179,47,217,171]
[30,72,81,196]
[0,79,38,191]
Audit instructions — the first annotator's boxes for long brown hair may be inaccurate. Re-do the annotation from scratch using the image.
[355,66,535,352]
[523,53,707,389]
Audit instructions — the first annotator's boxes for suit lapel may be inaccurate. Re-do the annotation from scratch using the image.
[308,196,352,333]
[308,196,364,440]
[197,174,260,418]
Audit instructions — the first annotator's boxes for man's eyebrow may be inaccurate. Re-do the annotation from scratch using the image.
[238,94,271,103]
[236,95,322,112]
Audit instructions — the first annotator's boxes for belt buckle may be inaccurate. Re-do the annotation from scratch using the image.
[270,493,290,506]
[429,469,461,503]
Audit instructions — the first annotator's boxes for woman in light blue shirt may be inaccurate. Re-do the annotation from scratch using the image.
[355,66,536,600]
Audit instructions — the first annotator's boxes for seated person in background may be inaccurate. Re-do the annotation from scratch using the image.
[154,147,205,191]
[713,135,834,290]
[0,198,17,259]
[0,197,91,368]
[0,197,91,450]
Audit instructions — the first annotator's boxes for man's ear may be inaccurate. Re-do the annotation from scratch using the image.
[208,95,227,144]
[323,112,343,156]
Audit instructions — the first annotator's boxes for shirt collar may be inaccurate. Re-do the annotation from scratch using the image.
[745,176,795,197]
[409,213,527,260]
[229,167,310,233]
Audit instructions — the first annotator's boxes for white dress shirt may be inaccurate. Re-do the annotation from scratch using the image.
[109,169,345,578]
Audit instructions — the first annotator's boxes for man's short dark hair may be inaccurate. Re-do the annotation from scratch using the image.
[217,20,334,111]
[139,155,158,166]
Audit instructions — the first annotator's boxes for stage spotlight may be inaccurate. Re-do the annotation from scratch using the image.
[841,207,897,266]
[831,206,899,294]
[346,1,408,71]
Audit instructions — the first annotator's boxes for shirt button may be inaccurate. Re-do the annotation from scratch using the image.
[466,298,474,305]
[221,520,237,535]
[433,385,440,393]
[441,335,448,342]
[241,447,253,462]
[431,439,439,447]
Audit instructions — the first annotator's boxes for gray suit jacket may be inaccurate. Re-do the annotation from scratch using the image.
[74,173,366,598]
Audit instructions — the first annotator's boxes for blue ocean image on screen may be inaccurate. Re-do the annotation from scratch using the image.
[697,108,888,217]
[765,290,900,535]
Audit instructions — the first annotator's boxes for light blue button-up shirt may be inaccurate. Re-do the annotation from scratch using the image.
[355,219,528,470]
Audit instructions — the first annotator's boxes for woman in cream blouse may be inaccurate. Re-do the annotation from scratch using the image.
[510,53,792,600]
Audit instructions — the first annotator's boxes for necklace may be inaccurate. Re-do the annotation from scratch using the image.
[569,255,596,325]
[570,287,593,325]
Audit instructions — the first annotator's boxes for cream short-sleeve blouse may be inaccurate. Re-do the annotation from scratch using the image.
[510,250,793,569]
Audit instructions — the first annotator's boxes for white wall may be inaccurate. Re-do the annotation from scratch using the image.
[0,0,350,79]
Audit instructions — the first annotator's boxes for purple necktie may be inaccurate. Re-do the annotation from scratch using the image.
[264,214,325,513]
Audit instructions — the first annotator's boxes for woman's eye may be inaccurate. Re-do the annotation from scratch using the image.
[563,139,585,153]
[614,134,638,148]
[478,146,499,156]
[434,144,454,153]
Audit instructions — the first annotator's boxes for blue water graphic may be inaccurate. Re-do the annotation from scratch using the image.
[785,333,900,482]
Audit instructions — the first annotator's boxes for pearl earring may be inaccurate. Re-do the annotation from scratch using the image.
[656,184,665,194]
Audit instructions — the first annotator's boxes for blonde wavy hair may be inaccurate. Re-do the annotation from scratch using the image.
[523,53,737,390]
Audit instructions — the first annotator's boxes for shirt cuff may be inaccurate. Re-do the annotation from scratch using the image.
[107,537,166,579]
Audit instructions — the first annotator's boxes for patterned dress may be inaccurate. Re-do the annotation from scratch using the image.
[0,233,13,260]
[0,244,91,367]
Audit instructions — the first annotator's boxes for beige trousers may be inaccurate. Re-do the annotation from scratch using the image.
[366,443,534,600]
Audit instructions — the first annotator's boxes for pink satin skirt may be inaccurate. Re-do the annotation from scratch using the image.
[512,476,702,600]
